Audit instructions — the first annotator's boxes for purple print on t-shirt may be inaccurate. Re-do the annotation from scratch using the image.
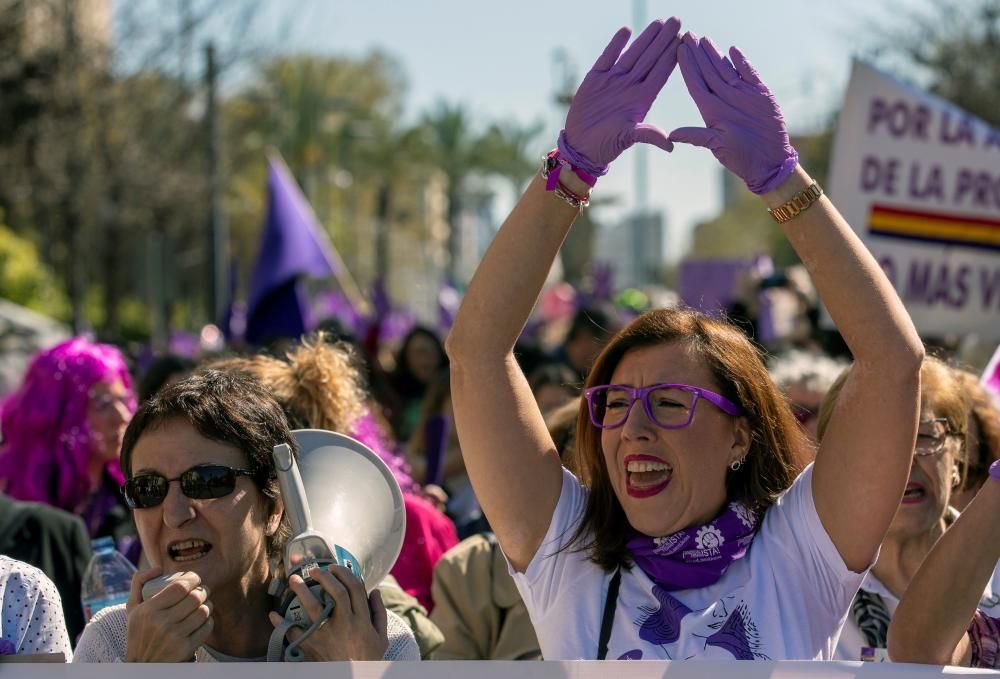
[704,601,766,660]
[617,649,643,660]
[636,584,693,646]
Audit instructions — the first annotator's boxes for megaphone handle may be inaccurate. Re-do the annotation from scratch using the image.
[284,593,336,662]
[273,443,313,535]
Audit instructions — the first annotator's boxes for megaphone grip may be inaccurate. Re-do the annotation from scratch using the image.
[273,443,312,536]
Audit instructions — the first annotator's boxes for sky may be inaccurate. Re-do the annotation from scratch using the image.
[192,0,937,261]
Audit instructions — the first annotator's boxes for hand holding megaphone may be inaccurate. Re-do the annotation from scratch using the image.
[266,432,404,661]
[268,563,389,661]
[124,568,213,662]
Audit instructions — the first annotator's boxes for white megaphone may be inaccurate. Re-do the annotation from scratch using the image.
[267,429,405,661]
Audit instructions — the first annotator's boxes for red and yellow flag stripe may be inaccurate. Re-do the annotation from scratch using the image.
[868,204,1000,252]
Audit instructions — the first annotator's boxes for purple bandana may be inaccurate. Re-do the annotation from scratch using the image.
[627,499,762,591]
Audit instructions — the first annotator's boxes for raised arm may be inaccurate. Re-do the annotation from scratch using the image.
[669,34,924,572]
[446,18,681,572]
[888,464,1000,666]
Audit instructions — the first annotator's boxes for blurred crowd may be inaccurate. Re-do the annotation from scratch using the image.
[0,280,997,661]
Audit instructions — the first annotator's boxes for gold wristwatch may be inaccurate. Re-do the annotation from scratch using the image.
[768,182,823,224]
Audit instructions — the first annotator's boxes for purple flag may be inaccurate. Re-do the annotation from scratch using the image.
[245,155,337,345]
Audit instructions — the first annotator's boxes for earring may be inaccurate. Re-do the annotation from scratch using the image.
[730,457,745,472]
[952,466,962,489]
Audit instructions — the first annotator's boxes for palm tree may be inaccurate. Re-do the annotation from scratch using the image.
[474,120,544,194]
[421,101,478,281]
[422,101,542,281]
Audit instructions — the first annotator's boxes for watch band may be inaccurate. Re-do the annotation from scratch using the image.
[768,182,823,224]
[541,152,590,209]
[543,149,597,189]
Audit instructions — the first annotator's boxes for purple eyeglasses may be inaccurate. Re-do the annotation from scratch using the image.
[584,383,744,430]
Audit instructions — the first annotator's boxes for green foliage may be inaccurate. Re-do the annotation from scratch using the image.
[225,54,543,286]
[876,0,1000,127]
[688,190,782,261]
[690,1,999,267]
[0,222,70,320]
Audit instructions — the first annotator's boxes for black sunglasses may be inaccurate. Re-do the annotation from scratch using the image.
[122,464,255,509]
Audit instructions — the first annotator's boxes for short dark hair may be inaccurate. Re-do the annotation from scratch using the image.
[121,369,297,557]
[528,362,581,396]
[567,305,620,343]
[137,354,195,402]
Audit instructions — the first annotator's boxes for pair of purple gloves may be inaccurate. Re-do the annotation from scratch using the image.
[561,17,798,195]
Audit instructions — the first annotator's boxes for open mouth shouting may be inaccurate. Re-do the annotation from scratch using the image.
[168,539,213,563]
[625,454,673,498]
[900,481,927,505]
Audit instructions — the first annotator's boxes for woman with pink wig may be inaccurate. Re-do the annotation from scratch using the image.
[0,338,137,544]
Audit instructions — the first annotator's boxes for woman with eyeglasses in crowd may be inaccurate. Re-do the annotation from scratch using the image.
[446,16,924,660]
[948,369,1000,512]
[73,370,419,662]
[0,338,137,546]
[820,357,975,660]
[874,365,1000,668]
[887,417,1000,669]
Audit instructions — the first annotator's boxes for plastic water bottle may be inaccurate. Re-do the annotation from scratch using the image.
[81,536,136,622]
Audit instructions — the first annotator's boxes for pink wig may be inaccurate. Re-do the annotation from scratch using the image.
[0,337,136,512]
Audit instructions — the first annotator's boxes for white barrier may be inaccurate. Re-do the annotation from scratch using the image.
[1,661,997,678]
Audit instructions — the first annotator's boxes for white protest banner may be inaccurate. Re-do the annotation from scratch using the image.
[4,660,998,679]
[827,61,1000,338]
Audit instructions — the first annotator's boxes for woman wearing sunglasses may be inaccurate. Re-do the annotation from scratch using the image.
[73,370,419,662]
[446,18,923,661]
[822,357,977,660]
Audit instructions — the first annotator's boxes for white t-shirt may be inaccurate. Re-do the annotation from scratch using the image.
[73,603,420,662]
[836,560,1000,661]
[510,463,867,661]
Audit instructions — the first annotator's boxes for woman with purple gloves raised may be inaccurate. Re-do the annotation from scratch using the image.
[446,17,924,661]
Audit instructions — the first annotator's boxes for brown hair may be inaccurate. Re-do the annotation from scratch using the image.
[952,369,999,491]
[121,369,297,557]
[569,307,804,571]
[213,334,368,433]
[817,355,968,477]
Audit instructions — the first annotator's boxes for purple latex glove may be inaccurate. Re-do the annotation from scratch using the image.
[560,17,682,177]
[668,34,798,194]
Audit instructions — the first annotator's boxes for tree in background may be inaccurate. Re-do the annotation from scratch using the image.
[421,101,542,281]
[223,51,409,290]
[0,217,68,319]
[872,0,1000,127]
[687,1,998,268]
[0,0,266,340]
